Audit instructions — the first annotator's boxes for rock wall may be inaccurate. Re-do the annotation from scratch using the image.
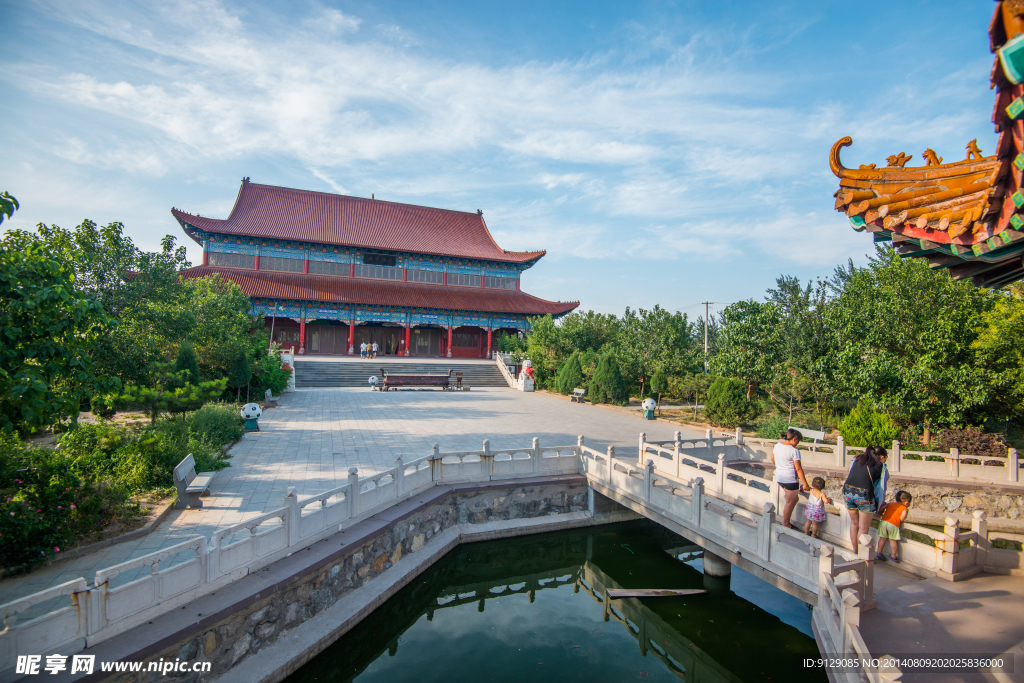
[110,482,589,683]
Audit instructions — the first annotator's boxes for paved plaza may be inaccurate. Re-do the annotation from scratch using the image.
[0,387,702,605]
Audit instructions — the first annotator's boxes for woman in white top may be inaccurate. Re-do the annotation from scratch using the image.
[771,428,810,528]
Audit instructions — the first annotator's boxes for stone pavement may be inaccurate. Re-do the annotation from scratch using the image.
[0,387,702,607]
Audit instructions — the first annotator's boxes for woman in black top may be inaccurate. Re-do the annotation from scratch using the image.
[842,446,886,549]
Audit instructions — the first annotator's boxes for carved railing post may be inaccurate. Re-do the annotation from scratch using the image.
[705,428,714,460]
[395,456,405,496]
[950,447,960,479]
[972,510,989,570]
[644,460,654,502]
[891,439,901,473]
[638,432,646,465]
[939,516,961,577]
[431,443,440,481]
[285,486,300,544]
[735,426,744,446]
[692,477,704,527]
[760,502,776,559]
[348,467,359,517]
[606,445,615,487]
[857,533,875,608]
[716,453,726,495]
[481,440,491,481]
[1009,448,1019,483]
[532,437,541,475]
[840,589,862,656]
[674,430,681,451]
[837,435,846,468]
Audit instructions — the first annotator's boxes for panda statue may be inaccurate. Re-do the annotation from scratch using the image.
[369,376,378,390]
[241,403,262,431]
[641,398,657,420]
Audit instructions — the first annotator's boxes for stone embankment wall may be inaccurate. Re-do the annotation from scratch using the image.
[103,481,590,683]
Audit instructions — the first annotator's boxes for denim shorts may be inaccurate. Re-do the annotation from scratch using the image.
[842,484,875,513]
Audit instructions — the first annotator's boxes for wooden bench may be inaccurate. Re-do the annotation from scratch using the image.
[571,388,587,403]
[173,454,215,509]
[379,368,452,391]
[264,388,278,407]
[789,425,827,443]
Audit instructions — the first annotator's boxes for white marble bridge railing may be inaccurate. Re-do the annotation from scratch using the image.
[6,432,1020,680]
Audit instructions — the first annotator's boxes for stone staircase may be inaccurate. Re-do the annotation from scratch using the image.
[293,360,510,388]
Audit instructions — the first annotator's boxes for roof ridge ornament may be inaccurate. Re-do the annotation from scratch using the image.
[828,136,853,177]
[242,177,250,183]
[923,149,943,166]
[966,139,983,160]
[886,152,913,167]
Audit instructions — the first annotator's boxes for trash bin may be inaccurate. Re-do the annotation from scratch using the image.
[641,398,656,420]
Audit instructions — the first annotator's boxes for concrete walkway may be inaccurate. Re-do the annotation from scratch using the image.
[0,387,700,606]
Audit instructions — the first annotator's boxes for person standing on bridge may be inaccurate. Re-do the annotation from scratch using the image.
[771,428,810,528]
[842,445,887,550]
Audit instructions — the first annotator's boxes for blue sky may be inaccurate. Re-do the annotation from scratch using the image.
[0,0,1000,317]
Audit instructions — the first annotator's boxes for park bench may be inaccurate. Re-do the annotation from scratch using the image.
[790,425,826,443]
[379,368,452,391]
[571,388,587,403]
[173,454,215,509]
[264,388,278,407]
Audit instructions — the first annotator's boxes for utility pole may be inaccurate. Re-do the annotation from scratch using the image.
[702,301,710,373]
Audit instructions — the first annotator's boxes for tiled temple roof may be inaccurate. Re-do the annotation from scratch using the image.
[829,1,1024,288]
[178,266,580,317]
[172,181,546,265]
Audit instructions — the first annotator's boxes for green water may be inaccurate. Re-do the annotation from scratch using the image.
[289,521,826,683]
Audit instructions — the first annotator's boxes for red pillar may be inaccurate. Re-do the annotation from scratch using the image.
[299,319,306,354]
[254,254,261,270]
[515,279,520,290]
[447,326,453,358]
[403,268,408,282]
[486,327,493,359]
[347,320,355,355]
[350,263,355,278]
[202,249,209,266]
[443,273,448,285]
[303,259,309,274]
[404,325,411,357]
[480,275,486,288]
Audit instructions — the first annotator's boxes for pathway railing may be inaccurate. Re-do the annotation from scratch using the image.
[494,352,518,389]
[4,432,1019,679]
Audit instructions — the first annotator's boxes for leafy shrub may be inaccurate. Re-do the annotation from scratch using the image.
[932,428,1007,459]
[755,415,790,439]
[589,352,628,406]
[251,351,292,397]
[839,399,899,447]
[705,377,760,426]
[556,352,584,395]
[90,394,116,419]
[188,403,245,445]
[0,433,138,574]
[650,369,667,401]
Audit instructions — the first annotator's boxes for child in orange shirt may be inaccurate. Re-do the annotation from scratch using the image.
[875,491,912,563]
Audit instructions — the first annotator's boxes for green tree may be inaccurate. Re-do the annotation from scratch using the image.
[559,310,620,354]
[839,399,899,447]
[650,369,667,414]
[174,340,201,387]
[525,315,561,389]
[822,247,995,426]
[615,305,699,397]
[705,377,760,426]
[589,352,628,406]
[972,284,1024,421]
[0,227,114,433]
[556,351,584,395]
[710,299,785,395]
[228,352,252,403]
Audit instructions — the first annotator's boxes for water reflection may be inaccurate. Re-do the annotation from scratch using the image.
[290,521,825,683]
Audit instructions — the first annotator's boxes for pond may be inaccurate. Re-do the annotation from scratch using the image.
[288,521,826,683]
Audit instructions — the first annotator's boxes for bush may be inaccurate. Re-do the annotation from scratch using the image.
[589,352,628,406]
[650,369,667,401]
[556,352,584,395]
[174,340,201,387]
[705,377,760,426]
[932,427,1007,458]
[0,432,138,574]
[755,414,790,439]
[839,399,899,447]
[188,403,245,445]
[251,352,291,397]
[90,394,116,419]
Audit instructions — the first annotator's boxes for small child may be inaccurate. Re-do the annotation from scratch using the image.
[876,491,912,563]
[803,477,831,538]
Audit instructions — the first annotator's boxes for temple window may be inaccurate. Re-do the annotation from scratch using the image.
[484,276,517,289]
[262,256,304,273]
[408,269,444,284]
[209,252,255,269]
[354,264,403,280]
[309,260,349,276]
[448,273,479,287]
[363,252,397,267]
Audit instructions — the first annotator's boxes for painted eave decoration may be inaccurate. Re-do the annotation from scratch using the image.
[829,0,1024,289]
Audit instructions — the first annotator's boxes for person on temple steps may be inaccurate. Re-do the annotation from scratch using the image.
[771,428,810,528]
[371,341,379,359]
[360,341,367,359]
[842,445,887,550]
